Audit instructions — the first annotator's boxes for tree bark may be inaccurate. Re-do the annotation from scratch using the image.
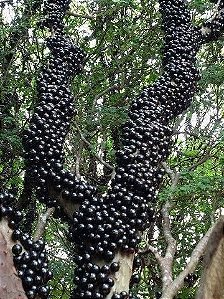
[0,219,27,299]
[196,216,224,299]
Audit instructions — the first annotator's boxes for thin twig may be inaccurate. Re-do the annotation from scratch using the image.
[92,84,121,110]
[67,11,95,20]
[74,120,114,171]
[161,162,180,187]
[188,153,212,171]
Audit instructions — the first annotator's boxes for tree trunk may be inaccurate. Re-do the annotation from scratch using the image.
[0,219,27,299]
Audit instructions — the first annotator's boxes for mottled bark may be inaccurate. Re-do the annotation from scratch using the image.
[196,217,224,299]
[0,219,27,299]
[106,253,134,299]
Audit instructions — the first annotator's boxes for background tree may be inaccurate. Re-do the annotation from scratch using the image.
[0,0,223,298]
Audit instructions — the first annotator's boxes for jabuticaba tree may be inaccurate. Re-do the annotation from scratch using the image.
[0,0,224,299]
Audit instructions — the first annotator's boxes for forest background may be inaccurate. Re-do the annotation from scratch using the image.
[0,0,223,298]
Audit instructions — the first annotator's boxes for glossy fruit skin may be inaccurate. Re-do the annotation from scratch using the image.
[12,234,52,298]
[12,244,23,256]
[69,0,205,296]
[12,0,223,297]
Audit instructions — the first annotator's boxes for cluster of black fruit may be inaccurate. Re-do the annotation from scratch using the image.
[0,191,23,229]
[70,0,202,298]
[22,0,145,295]
[12,236,52,299]
[0,191,52,299]
[22,0,90,212]
[20,0,222,299]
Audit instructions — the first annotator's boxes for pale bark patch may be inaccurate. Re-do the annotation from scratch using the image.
[106,252,135,299]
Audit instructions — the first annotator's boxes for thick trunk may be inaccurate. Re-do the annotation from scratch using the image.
[0,219,27,299]
[196,218,224,299]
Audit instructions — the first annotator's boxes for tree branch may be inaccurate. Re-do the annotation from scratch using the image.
[67,11,95,20]
[92,84,121,109]
[196,216,224,299]
[139,201,177,292]
[161,162,180,187]
[173,130,203,139]
[33,207,55,241]
[161,217,224,299]
[161,202,175,248]
[188,152,212,171]
[73,120,114,171]
[161,201,177,291]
